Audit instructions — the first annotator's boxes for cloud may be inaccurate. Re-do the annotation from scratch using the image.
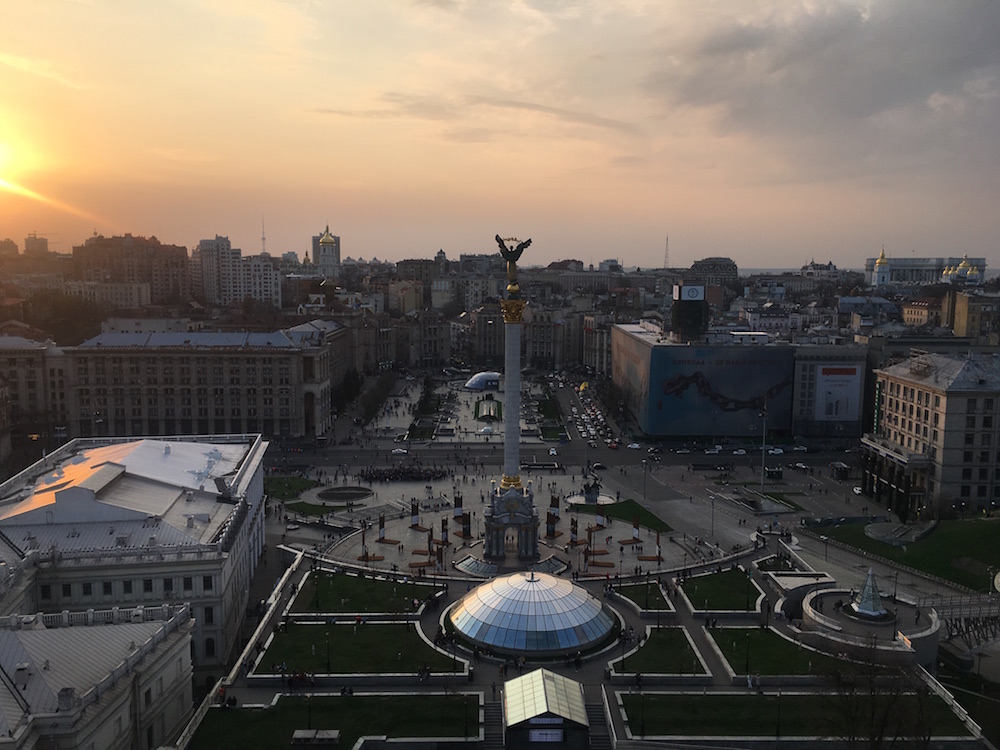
[641,1,1000,183]
[309,91,639,138]
[0,52,83,89]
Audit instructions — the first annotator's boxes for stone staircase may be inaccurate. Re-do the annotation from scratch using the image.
[586,703,613,750]
[483,701,504,750]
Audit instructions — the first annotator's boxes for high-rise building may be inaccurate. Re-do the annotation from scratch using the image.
[73,234,191,304]
[24,233,49,256]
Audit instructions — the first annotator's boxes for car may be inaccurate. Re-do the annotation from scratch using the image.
[627,442,641,450]
[732,449,747,456]
[704,448,720,455]
[675,448,691,454]
[592,462,607,470]
[285,523,301,531]
[853,486,863,495]
[795,462,808,471]
[588,440,598,448]
[391,448,408,455]
[792,445,809,452]
[548,447,558,456]
[647,447,662,455]
[608,442,619,450]
[768,447,784,455]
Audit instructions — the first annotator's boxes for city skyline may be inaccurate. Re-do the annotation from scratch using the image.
[2,1,999,269]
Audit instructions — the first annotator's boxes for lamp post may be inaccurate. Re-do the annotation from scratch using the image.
[325,631,330,673]
[710,496,715,539]
[759,408,767,495]
[745,631,751,675]
[642,459,648,505]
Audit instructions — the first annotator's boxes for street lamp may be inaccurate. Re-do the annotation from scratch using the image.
[710,497,715,539]
[759,408,767,495]
[745,631,751,675]
[642,459,648,505]
[325,631,330,673]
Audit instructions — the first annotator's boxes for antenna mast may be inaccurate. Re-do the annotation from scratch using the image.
[261,216,266,254]
[663,236,669,269]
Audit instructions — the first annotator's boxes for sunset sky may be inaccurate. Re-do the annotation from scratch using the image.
[1,1,998,270]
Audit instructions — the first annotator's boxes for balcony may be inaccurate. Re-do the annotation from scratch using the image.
[861,433,930,469]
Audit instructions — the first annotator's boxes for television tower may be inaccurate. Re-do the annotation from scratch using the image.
[663,235,669,269]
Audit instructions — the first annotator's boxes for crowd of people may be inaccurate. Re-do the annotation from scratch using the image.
[356,465,452,483]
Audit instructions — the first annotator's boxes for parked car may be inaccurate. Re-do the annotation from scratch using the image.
[768,447,784,455]
[391,448,408,455]
[592,462,607,470]
[733,449,747,456]
[792,445,809,452]
[627,443,641,450]
[853,486,863,495]
[549,447,558,456]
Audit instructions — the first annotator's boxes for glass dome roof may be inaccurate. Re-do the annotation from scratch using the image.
[448,572,616,656]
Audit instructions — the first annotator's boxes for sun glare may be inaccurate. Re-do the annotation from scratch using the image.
[0,175,106,225]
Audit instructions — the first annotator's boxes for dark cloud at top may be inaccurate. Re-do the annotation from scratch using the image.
[643,1,1000,184]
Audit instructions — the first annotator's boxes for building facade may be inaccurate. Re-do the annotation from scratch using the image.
[861,353,1000,520]
[0,434,267,672]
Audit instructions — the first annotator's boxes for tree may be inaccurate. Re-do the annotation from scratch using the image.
[821,638,933,750]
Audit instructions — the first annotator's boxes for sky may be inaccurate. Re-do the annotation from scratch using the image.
[1,1,999,271]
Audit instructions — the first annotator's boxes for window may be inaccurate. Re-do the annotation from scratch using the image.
[40,584,51,600]
[103,581,113,596]
[202,575,214,591]
[204,606,214,624]
[968,398,978,412]
[144,688,152,707]
[164,578,173,593]
[124,580,133,595]
[205,638,216,658]
[143,579,153,594]
[183,576,193,591]
[82,582,92,597]
[62,583,71,597]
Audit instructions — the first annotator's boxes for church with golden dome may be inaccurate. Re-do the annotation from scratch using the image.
[867,248,986,288]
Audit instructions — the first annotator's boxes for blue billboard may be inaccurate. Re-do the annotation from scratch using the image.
[646,345,793,437]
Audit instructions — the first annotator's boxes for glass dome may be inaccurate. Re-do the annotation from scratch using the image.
[448,572,616,656]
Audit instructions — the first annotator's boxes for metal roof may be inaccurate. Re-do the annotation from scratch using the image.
[0,438,253,553]
[0,620,167,733]
[504,668,588,728]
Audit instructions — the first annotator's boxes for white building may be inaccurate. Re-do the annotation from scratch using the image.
[0,605,193,750]
[0,434,268,670]
[191,236,282,308]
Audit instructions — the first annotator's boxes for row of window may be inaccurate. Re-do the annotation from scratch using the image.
[40,575,214,600]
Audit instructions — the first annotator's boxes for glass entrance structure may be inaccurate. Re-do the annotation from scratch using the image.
[448,571,616,657]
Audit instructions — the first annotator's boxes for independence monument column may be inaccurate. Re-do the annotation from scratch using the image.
[482,235,539,561]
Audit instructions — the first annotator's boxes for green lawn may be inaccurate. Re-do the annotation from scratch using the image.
[616,582,669,610]
[620,627,701,675]
[263,623,455,674]
[621,693,970,738]
[819,519,1000,592]
[683,568,755,611]
[291,571,442,614]
[573,499,673,533]
[939,671,1000,747]
[264,476,320,501]
[711,627,842,676]
[190,695,470,750]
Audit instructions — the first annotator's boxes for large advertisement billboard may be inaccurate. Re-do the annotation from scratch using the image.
[814,365,863,422]
[644,345,794,437]
[611,327,652,425]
